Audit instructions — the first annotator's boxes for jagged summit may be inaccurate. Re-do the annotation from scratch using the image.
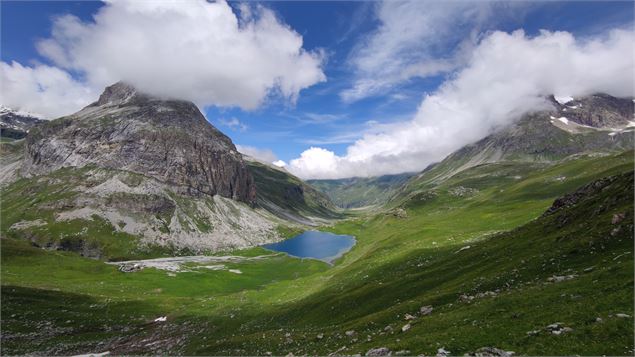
[93,81,143,106]
[22,82,256,204]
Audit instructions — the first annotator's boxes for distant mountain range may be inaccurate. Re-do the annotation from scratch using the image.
[0,105,44,140]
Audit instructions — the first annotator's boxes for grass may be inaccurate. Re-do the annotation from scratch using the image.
[1,150,633,355]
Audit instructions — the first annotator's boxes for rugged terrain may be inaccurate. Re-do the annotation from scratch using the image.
[0,105,44,140]
[0,92,633,356]
[0,83,338,258]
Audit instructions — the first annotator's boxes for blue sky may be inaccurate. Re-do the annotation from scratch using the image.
[1,1,633,178]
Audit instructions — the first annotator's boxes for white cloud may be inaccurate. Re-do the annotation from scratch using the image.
[341,1,535,102]
[2,0,325,118]
[0,61,95,118]
[236,144,278,164]
[289,28,635,179]
[219,117,248,132]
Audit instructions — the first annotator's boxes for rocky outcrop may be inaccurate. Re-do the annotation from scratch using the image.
[549,94,634,129]
[22,82,256,204]
[542,172,630,216]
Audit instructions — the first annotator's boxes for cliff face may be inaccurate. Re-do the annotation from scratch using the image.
[22,82,256,204]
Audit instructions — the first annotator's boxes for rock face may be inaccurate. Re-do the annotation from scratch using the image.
[22,82,256,204]
[549,94,634,129]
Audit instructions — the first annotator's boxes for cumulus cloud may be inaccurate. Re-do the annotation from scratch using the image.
[0,61,95,118]
[236,144,278,164]
[2,0,325,118]
[289,28,635,179]
[341,1,503,102]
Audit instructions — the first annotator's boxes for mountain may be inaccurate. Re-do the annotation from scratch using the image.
[0,82,337,259]
[0,105,44,140]
[245,157,341,224]
[390,93,634,204]
[308,173,414,209]
[22,82,256,203]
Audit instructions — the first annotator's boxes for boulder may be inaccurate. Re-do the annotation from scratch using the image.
[366,347,391,356]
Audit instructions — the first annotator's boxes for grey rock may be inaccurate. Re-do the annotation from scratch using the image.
[22,82,256,204]
[467,347,513,357]
[612,212,626,224]
[366,347,391,356]
[419,305,434,316]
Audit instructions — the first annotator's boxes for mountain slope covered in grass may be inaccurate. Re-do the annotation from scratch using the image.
[308,173,414,208]
[246,159,341,224]
[2,150,632,355]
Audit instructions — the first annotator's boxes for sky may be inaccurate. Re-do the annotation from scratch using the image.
[1,0,633,179]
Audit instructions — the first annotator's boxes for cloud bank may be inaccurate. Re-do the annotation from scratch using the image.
[289,28,635,179]
[341,1,513,102]
[1,0,325,118]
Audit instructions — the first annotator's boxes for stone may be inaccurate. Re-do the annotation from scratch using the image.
[404,314,416,321]
[401,323,411,332]
[366,347,392,356]
[394,350,410,356]
[419,305,434,316]
[437,347,451,357]
[468,347,513,357]
[317,333,324,340]
[612,212,626,224]
[547,275,576,283]
[345,330,356,337]
[616,313,631,318]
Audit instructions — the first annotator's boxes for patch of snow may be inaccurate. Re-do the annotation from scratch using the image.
[557,117,569,125]
[154,316,167,322]
[71,352,110,357]
[554,96,574,105]
[0,104,45,119]
[627,121,635,128]
[608,132,617,137]
[228,269,243,274]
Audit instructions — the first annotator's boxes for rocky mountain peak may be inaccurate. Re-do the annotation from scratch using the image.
[22,82,257,204]
[94,81,144,106]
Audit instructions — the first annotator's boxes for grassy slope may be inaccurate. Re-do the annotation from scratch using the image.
[1,151,633,355]
[248,161,341,220]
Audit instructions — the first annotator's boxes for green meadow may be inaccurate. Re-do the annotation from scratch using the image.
[1,151,633,355]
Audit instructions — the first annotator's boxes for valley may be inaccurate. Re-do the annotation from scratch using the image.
[1,140,632,355]
[2,2,634,356]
